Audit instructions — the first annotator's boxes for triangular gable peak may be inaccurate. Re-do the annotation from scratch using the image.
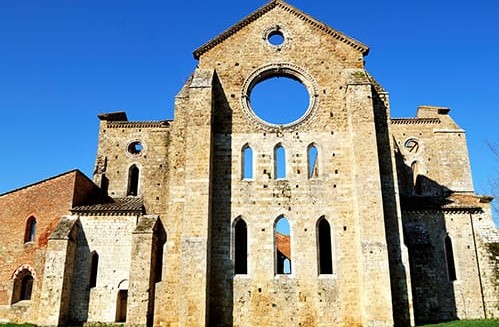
[193,0,369,60]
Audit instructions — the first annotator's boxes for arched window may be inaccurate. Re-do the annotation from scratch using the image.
[89,252,99,288]
[242,145,253,179]
[317,218,333,274]
[20,275,33,301]
[308,144,319,178]
[12,268,34,303]
[445,235,457,281]
[411,161,422,195]
[275,217,291,274]
[127,165,139,196]
[234,218,248,274]
[154,229,166,283]
[274,144,286,179]
[24,216,36,243]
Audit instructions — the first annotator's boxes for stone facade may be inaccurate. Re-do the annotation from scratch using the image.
[0,1,498,326]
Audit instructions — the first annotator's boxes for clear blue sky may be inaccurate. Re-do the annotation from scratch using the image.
[0,0,497,222]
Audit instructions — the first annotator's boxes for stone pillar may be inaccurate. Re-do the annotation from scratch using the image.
[177,68,214,327]
[37,216,79,326]
[127,216,165,327]
[345,71,394,327]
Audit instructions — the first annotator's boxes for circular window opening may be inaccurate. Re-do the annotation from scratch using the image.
[268,30,285,46]
[249,75,310,125]
[128,141,143,155]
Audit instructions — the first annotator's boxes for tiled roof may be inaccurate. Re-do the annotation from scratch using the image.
[0,169,85,197]
[275,232,291,259]
[71,197,144,215]
[401,193,486,212]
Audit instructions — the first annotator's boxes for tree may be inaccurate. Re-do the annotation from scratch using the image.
[486,140,499,222]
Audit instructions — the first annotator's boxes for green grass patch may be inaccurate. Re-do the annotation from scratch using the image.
[422,319,499,327]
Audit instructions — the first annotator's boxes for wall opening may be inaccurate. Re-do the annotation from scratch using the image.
[127,141,143,155]
[249,75,309,125]
[12,269,33,303]
[317,217,333,274]
[445,235,457,281]
[234,218,248,274]
[127,164,140,196]
[411,161,422,195]
[24,216,36,243]
[267,30,285,46]
[89,252,99,288]
[116,290,128,322]
[308,144,319,178]
[275,217,291,274]
[274,144,286,179]
[154,230,166,283]
[242,145,253,179]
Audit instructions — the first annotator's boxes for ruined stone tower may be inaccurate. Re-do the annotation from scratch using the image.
[1,1,497,326]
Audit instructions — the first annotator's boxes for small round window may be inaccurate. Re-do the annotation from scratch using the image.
[128,141,143,155]
[268,30,285,46]
[263,26,289,48]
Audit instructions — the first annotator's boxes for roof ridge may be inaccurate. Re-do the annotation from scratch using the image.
[0,169,84,197]
[193,0,368,59]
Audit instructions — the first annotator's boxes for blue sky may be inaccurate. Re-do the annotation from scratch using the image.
[0,0,497,222]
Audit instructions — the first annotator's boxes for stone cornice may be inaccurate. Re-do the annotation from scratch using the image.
[390,118,441,125]
[106,120,171,129]
[193,0,369,60]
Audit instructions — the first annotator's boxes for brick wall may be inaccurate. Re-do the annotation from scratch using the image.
[0,170,97,322]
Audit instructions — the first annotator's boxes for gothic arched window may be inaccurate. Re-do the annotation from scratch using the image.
[242,145,253,179]
[275,216,291,274]
[411,161,422,195]
[308,144,319,178]
[445,235,457,281]
[317,217,333,274]
[12,268,34,303]
[234,218,248,274]
[24,216,36,243]
[89,252,99,288]
[274,144,286,179]
[127,165,139,196]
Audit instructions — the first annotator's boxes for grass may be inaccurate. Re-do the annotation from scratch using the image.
[422,320,499,327]
[1,321,498,327]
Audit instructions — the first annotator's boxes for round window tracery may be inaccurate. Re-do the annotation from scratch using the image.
[263,25,290,49]
[241,63,319,129]
[127,140,145,157]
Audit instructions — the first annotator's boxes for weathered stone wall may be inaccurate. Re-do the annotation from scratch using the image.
[1,2,497,327]
[402,209,493,324]
[70,213,139,324]
[184,3,394,326]
[391,106,474,196]
[0,170,97,324]
[93,117,171,215]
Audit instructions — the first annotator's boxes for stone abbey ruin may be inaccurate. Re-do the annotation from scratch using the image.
[1,1,498,326]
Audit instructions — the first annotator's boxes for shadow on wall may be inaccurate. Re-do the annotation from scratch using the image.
[68,224,91,325]
[372,88,459,325]
[396,150,459,325]
[208,71,234,326]
[372,90,413,327]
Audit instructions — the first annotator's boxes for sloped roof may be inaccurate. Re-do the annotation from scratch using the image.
[401,193,488,213]
[71,197,144,215]
[193,0,369,59]
[275,232,291,259]
[0,169,89,197]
